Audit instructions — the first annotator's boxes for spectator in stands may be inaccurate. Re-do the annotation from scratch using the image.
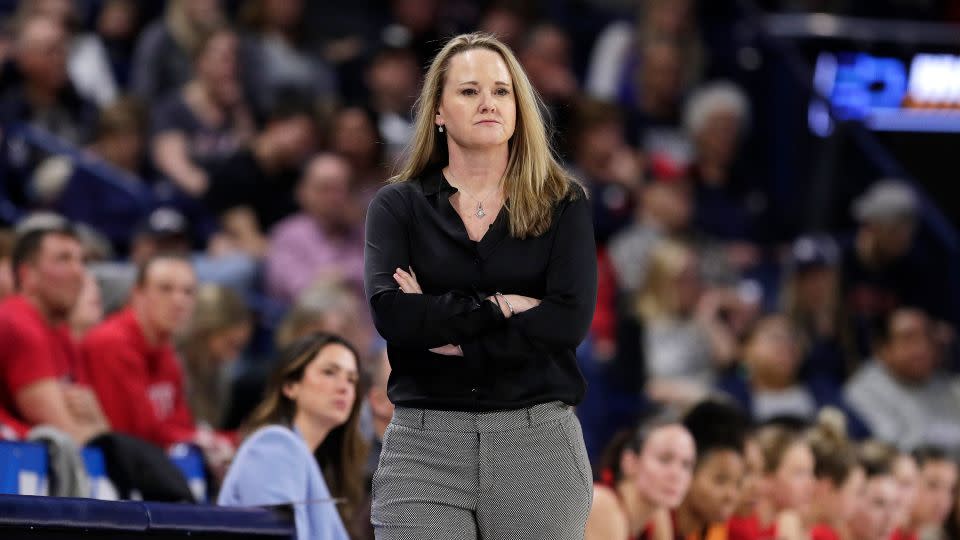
[205,97,319,258]
[0,13,98,203]
[150,25,255,197]
[752,425,815,540]
[607,177,688,293]
[591,177,691,362]
[669,400,750,539]
[331,105,388,208]
[238,0,337,112]
[719,314,862,426]
[265,153,364,304]
[81,254,199,448]
[840,180,951,358]
[630,240,738,406]
[849,441,900,540]
[219,332,366,540]
[586,412,696,540]
[68,270,101,340]
[0,220,109,445]
[806,409,865,540]
[365,45,419,165]
[684,81,763,259]
[95,0,139,88]
[130,0,225,104]
[382,0,443,69]
[177,284,252,429]
[568,98,641,246]
[782,234,857,385]
[225,279,374,430]
[585,0,702,104]
[902,446,957,540]
[13,0,117,106]
[477,2,529,51]
[624,35,690,165]
[844,307,960,454]
[88,96,147,177]
[518,24,578,160]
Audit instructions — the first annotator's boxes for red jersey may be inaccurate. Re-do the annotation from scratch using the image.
[889,529,918,540]
[811,524,841,540]
[727,515,777,540]
[81,308,196,448]
[0,295,84,426]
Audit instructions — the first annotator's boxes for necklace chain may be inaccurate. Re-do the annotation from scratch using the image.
[446,168,499,219]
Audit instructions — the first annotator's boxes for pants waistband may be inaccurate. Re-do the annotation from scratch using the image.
[390,401,572,433]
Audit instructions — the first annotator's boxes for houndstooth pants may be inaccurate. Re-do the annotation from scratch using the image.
[370,401,593,539]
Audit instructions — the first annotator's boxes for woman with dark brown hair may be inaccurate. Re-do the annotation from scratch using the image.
[218,332,368,540]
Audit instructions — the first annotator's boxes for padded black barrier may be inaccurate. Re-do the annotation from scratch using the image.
[0,494,295,539]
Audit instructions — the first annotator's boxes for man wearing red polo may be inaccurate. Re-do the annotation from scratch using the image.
[0,221,108,444]
[82,254,200,449]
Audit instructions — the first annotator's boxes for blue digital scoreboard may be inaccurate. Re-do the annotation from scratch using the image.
[809,51,960,134]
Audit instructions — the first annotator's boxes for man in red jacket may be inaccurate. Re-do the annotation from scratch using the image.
[82,254,201,449]
[0,220,109,445]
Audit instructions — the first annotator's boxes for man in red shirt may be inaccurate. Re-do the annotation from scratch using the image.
[82,254,201,449]
[0,221,109,444]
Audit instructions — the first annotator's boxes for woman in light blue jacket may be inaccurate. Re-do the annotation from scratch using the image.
[218,333,368,540]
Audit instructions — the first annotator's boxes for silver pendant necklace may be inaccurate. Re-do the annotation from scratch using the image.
[446,168,498,219]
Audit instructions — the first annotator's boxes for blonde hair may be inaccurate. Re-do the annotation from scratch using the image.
[806,408,858,485]
[635,240,696,320]
[165,0,224,56]
[389,32,581,239]
[178,285,252,426]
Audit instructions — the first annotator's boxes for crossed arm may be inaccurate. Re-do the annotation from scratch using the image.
[364,187,597,360]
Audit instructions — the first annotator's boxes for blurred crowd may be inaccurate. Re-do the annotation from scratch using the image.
[0,0,958,539]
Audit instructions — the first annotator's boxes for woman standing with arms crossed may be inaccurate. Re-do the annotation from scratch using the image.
[364,32,598,539]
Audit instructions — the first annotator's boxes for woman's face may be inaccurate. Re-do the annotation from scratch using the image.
[695,109,741,168]
[769,443,815,513]
[198,32,239,91]
[436,48,517,153]
[285,343,358,430]
[892,454,919,526]
[836,467,867,522]
[911,460,958,528]
[687,450,745,524]
[795,267,837,311]
[849,475,898,540]
[630,425,696,509]
[745,317,802,389]
[333,108,378,164]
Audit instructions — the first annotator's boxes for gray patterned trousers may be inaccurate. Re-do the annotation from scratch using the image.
[371,401,593,539]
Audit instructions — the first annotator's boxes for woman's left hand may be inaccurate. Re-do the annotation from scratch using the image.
[394,267,462,356]
[394,267,422,294]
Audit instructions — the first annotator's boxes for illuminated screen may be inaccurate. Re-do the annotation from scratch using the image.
[809,51,960,134]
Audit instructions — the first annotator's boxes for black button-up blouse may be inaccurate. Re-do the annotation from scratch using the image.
[363,168,598,411]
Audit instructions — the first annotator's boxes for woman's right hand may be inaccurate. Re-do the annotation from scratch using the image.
[488,294,541,318]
